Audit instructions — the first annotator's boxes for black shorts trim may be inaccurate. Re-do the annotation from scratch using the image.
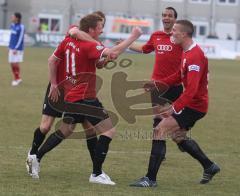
[172,107,206,130]
[42,83,63,118]
[63,99,109,126]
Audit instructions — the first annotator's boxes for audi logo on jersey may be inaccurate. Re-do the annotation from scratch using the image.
[156,44,173,52]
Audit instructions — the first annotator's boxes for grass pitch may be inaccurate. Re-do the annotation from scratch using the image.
[0,46,240,196]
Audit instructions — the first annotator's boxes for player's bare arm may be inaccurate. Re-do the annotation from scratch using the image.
[128,42,144,52]
[95,27,142,69]
[116,39,144,52]
[69,27,99,43]
[48,55,61,102]
[103,27,142,58]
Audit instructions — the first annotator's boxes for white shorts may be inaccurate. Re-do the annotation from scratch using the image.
[8,49,24,63]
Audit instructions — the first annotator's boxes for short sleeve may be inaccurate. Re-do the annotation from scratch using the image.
[142,34,154,53]
[86,42,106,60]
[53,40,66,60]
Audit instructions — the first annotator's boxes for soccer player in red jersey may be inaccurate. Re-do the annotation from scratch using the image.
[26,24,99,177]
[28,14,142,184]
[130,20,220,187]
[128,6,183,181]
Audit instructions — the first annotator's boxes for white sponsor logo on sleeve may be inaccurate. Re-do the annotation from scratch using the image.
[188,64,200,72]
[96,45,104,50]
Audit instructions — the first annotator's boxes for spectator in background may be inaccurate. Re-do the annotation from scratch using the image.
[40,22,49,32]
[8,12,25,86]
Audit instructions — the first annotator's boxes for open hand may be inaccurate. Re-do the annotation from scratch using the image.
[48,84,60,102]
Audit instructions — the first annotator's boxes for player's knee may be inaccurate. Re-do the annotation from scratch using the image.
[174,137,190,152]
[156,118,171,132]
[109,127,116,136]
[153,118,162,128]
[153,124,168,140]
[59,125,75,138]
[172,135,184,144]
[40,116,55,133]
[172,137,186,152]
[85,128,96,138]
[102,127,116,139]
[40,124,52,133]
[171,129,187,142]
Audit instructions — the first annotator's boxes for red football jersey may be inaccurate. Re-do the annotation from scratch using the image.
[54,37,106,102]
[142,31,182,82]
[51,26,79,84]
[161,43,209,113]
[52,39,69,84]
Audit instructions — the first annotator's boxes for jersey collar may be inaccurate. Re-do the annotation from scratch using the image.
[163,30,172,35]
[184,42,196,52]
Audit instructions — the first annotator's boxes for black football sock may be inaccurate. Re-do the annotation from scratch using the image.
[36,130,65,162]
[93,135,112,176]
[153,118,166,159]
[146,140,166,181]
[86,136,98,163]
[30,127,46,155]
[178,139,213,170]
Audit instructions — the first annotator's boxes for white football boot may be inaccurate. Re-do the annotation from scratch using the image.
[89,172,116,185]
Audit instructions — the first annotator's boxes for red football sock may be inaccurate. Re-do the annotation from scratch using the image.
[11,63,20,80]
[14,64,20,80]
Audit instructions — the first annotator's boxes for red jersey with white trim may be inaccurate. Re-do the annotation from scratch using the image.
[51,26,78,84]
[161,43,209,113]
[54,37,105,102]
[52,39,68,84]
[142,31,182,82]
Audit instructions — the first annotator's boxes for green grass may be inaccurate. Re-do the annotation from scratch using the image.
[0,46,240,196]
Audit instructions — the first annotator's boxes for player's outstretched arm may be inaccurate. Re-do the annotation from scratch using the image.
[103,27,142,58]
[69,27,99,43]
[128,42,144,52]
[116,39,144,53]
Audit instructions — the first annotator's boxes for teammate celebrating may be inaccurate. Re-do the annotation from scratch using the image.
[28,14,142,185]
[130,20,220,187]
[8,12,25,86]
[26,23,99,176]
[128,7,182,179]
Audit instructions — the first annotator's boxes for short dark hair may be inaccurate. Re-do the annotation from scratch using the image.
[80,14,103,33]
[176,20,194,38]
[14,12,22,22]
[165,7,177,19]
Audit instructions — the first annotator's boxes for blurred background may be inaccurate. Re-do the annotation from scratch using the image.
[1,2,240,195]
[1,0,240,58]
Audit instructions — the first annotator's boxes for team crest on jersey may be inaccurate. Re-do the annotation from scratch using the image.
[188,64,200,72]
[96,45,104,50]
